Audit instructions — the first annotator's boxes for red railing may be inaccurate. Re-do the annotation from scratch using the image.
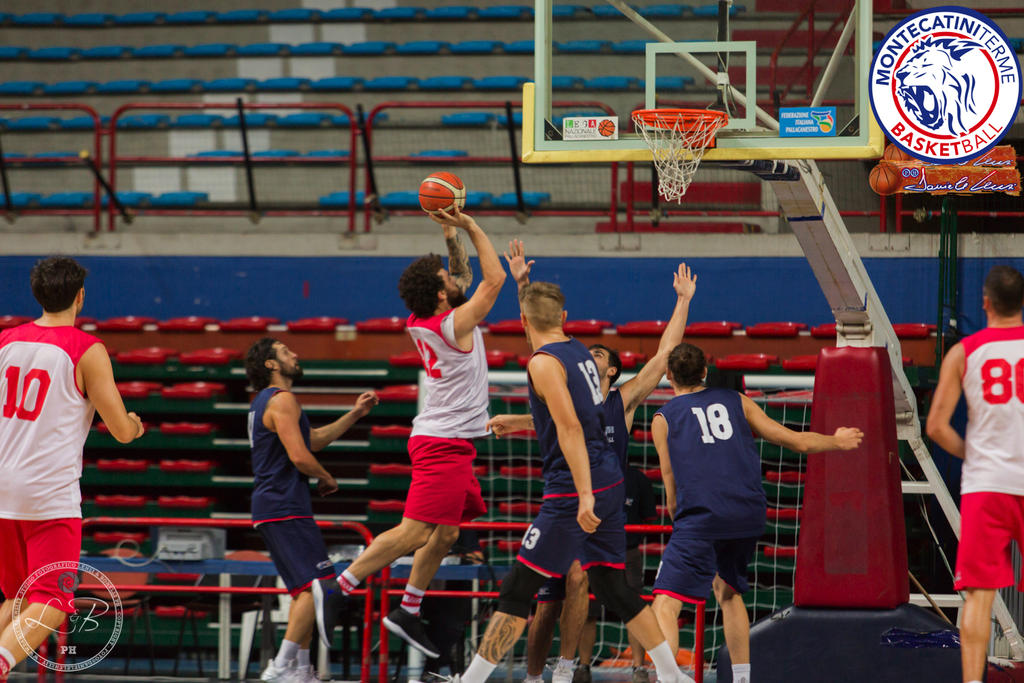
[768,0,855,107]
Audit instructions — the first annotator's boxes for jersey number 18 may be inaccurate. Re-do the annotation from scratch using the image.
[691,403,734,443]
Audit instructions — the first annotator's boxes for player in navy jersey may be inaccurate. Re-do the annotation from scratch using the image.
[455,281,695,683]
[245,338,377,683]
[489,243,696,683]
[651,342,862,683]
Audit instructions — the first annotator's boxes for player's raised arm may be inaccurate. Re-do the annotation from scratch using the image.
[504,239,534,291]
[431,207,507,340]
[265,391,338,495]
[651,413,676,515]
[618,263,697,423]
[925,342,967,458]
[443,223,473,292]
[740,393,864,454]
[79,343,145,444]
[310,391,378,452]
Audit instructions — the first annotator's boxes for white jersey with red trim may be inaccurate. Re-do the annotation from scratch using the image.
[961,325,1024,496]
[0,323,100,519]
[406,310,489,439]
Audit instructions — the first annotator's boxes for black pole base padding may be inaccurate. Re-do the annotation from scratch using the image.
[121,208,135,225]
[716,604,961,683]
[3,211,15,225]
[514,211,529,225]
[248,210,261,224]
[649,207,663,226]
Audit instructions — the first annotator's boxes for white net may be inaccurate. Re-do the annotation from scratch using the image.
[631,109,728,203]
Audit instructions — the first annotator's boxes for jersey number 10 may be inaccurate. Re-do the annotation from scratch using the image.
[2,366,52,422]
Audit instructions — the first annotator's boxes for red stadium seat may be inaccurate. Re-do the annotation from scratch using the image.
[116,381,162,398]
[370,425,413,438]
[499,502,541,516]
[767,507,800,521]
[160,382,226,399]
[767,389,814,406]
[902,356,913,366]
[219,316,279,332]
[95,421,153,435]
[92,531,147,545]
[487,350,514,368]
[153,606,208,618]
[0,315,30,330]
[616,321,666,336]
[619,350,646,369]
[487,319,525,334]
[745,322,807,338]
[564,319,611,335]
[892,323,932,339]
[632,428,653,442]
[684,321,741,337]
[159,460,214,473]
[369,463,414,476]
[499,465,543,478]
[75,316,97,328]
[115,347,179,364]
[643,468,662,481]
[763,545,797,558]
[389,351,423,367]
[375,385,418,402]
[96,459,149,472]
[765,470,805,484]
[715,353,778,370]
[159,422,216,436]
[355,317,405,333]
[287,316,348,332]
[156,316,216,332]
[781,355,818,371]
[158,496,213,509]
[368,500,406,512]
[638,542,666,555]
[95,316,156,331]
[94,494,147,508]
[178,347,242,365]
[517,355,531,368]
[496,540,522,553]
[502,429,537,439]
[810,323,837,338]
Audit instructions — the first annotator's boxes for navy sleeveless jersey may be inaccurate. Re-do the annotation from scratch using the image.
[655,387,766,538]
[603,389,629,475]
[248,387,314,523]
[528,339,622,497]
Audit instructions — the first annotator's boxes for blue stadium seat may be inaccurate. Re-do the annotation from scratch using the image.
[114,12,166,25]
[592,4,634,17]
[303,149,349,157]
[65,13,114,27]
[190,150,243,157]
[102,192,153,208]
[215,9,267,23]
[411,149,469,157]
[150,79,203,93]
[253,149,300,157]
[0,193,42,209]
[419,76,471,90]
[31,151,77,158]
[40,192,93,208]
[497,112,523,126]
[165,11,214,24]
[322,8,374,21]
[464,191,493,208]
[257,77,311,91]
[60,115,107,130]
[6,117,59,131]
[553,4,587,18]
[117,114,171,129]
[291,42,343,56]
[81,45,132,59]
[318,191,365,208]
[503,40,534,54]
[331,112,387,126]
[172,114,225,128]
[203,78,255,92]
[28,47,79,60]
[268,8,321,21]
[612,39,653,54]
[97,80,150,94]
[134,44,185,58]
[343,41,395,56]
[13,13,64,26]
[0,47,28,60]
[493,191,550,208]
[184,43,237,57]
[1011,38,1024,51]
[653,76,695,91]
[311,77,362,91]
[0,82,42,96]
[583,76,641,90]
[2,153,26,158]
[43,81,97,95]
[150,192,209,207]
[552,75,584,89]
[277,113,332,128]
[450,40,502,54]
[557,40,610,53]
[639,4,691,18]
[380,191,419,208]
[473,76,529,90]
[397,41,449,55]
[425,6,475,19]
[478,5,532,19]
[375,7,424,20]
[237,43,290,57]
[0,13,9,25]
[363,76,417,90]
[223,113,278,127]
[441,112,494,126]
[692,3,743,16]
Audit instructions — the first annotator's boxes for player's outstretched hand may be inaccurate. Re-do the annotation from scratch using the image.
[503,239,534,287]
[128,412,145,440]
[577,492,601,534]
[318,474,339,497]
[833,427,864,450]
[673,262,697,301]
[430,206,475,231]
[487,415,514,437]
[353,391,379,417]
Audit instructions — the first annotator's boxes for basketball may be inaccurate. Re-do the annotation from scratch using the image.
[869,162,901,196]
[598,119,615,137]
[418,172,466,214]
[882,144,912,163]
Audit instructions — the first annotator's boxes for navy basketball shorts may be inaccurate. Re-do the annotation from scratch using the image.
[652,534,759,602]
[257,517,336,597]
[517,482,626,578]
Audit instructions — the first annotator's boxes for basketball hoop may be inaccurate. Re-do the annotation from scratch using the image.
[632,108,728,202]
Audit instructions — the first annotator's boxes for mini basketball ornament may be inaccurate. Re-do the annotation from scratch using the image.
[869,6,1021,164]
[869,162,901,196]
[418,172,466,214]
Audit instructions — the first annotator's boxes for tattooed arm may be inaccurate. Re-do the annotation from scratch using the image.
[444,224,473,292]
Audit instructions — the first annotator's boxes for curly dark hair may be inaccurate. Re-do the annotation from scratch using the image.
[398,254,445,319]
[589,344,623,385]
[30,256,88,313]
[244,337,279,391]
[667,342,707,388]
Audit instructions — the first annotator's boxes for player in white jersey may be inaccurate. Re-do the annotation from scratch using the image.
[927,265,1024,683]
[0,256,144,681]
[314,207,506,657]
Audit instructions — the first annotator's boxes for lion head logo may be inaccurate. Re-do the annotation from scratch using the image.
[895,37,982,137]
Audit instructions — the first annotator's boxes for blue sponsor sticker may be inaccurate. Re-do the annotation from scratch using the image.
[779,107,837,137]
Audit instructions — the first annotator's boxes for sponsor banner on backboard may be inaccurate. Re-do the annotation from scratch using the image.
[779,107,837,137]
[562,116,619,140]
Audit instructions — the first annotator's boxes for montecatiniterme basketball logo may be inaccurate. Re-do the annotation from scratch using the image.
[870,6,1021,164]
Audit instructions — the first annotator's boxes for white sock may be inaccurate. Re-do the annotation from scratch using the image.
[401,584,426,615]
[274,639,299,668]
[0,645,14,670]
[296,648,310,667]
[647,641,681,681]
[732,663,751,683]
[524,676,543,683]
[339,569,360,595]
[461,653,498,683]
[557,656,576,669]
[966,680,982,683]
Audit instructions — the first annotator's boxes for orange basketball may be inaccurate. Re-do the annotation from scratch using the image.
[869,162,901,196]
[598,119,615,137]
[418,172,466,214]
[882,144,912,163]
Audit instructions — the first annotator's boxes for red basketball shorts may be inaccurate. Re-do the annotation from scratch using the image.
[404,435,486,526]
[955,492,1024,591]
[0,517,82,614]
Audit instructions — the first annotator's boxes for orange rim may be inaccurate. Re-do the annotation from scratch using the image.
[632,108,728,132]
